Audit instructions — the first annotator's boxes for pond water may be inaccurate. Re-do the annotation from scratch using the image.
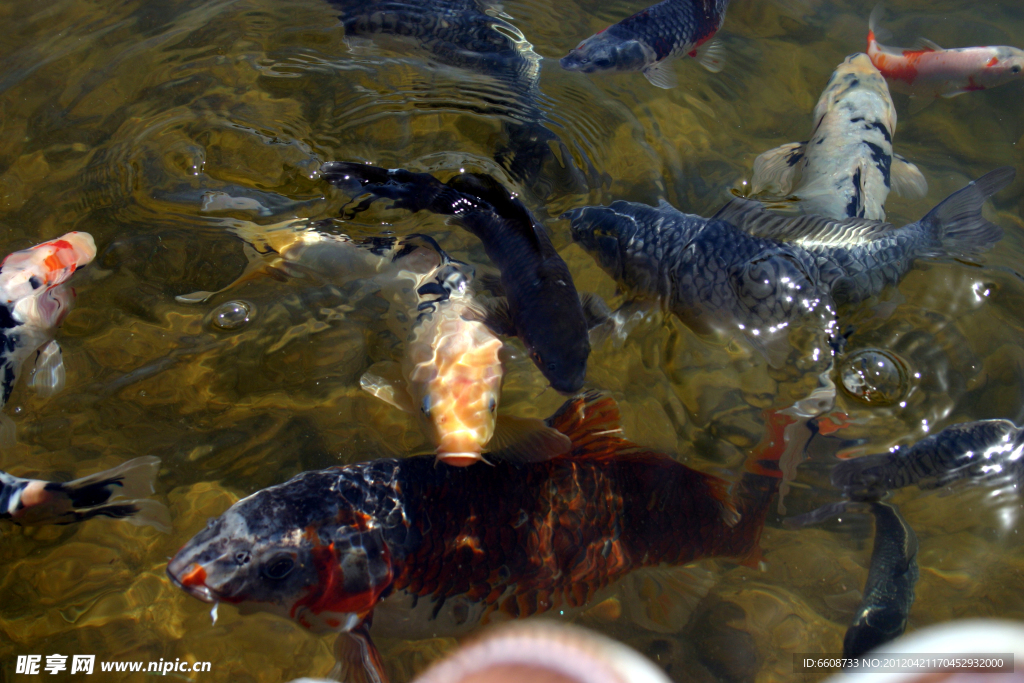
[1,0,1023,680]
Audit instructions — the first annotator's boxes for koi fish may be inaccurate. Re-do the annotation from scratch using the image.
[831,418,1024,499]
[565,168,1012,357]
[559,0,729,89]
[322,163,600,394]
[0,232,96,447]
[867,5,1024,108]
[167,392,785,682]
[1,456,170,531]
[179,219,567,466]
[749,53,927,221]
[789,500,918,658]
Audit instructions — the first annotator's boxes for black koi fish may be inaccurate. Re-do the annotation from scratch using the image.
[322,162,595,393]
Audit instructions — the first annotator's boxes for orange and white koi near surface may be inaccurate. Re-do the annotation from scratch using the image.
[867,5,1024,104]
[0,232,96,447]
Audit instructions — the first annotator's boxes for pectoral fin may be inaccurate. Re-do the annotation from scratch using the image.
[360,361,416,414]
[643,61,678,89]
[891,153,928,199]
[488,414,571,463]
[481,297,516,337]
[28,340,65,397]
[329,625,390,683]
[694,37,726,73]
[750,142,806,196]
[619,564,718,633]
[906,95,935,115]
[911,36,942,51]
[580,291,612,330]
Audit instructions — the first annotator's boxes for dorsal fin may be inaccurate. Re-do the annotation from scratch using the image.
[712,197,897,247]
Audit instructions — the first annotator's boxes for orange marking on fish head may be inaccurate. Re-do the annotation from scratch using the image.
[180,564,208,588]
[987,56,999,67]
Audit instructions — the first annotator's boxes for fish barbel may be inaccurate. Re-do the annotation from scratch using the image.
[167,392,787,680]
[1,456,170,531]
[560,0,729,89]
[867,5,1024,105]
[0,232,96,446]
[749,53,927,221]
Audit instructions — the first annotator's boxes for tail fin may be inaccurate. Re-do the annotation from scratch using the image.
[868,4,892,43]
[52,456,171,531]
[916,167,1014,260]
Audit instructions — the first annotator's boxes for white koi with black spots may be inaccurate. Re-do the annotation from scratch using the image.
[749,53,927,221]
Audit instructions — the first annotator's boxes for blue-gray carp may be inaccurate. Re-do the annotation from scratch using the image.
[560,0,729,89]
[565,168,1013,355]
[749,53,927,221]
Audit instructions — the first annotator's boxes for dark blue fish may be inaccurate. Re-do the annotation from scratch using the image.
[565,168,1013,355]
[322,163,594,393]
[560,0,729,88]
[325,0,588,197]
[832,419,1024,498]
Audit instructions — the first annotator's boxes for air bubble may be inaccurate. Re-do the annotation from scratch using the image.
[839,348,911,406]
[211,300,253,330]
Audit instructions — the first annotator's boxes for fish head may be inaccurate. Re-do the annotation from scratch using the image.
[814,53,895,131]
[560,32,652,74]
[417,314,505,466]
[522,325,589,395]
[167,472,395,633]
[0,232,97,304]
[976,47,1024,88]
[563,207,633,285]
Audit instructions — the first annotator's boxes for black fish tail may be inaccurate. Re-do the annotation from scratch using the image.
[916,166,1015,260]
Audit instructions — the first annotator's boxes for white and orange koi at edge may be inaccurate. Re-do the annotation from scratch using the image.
[867,5,1024,102]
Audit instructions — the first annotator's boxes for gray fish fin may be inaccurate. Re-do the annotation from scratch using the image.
[57,456,170,532]
[783,500,855,529]
[28,340,65,397]
[0,413,15,449]
[750,142,806,196]
[60,456,163,501]
[477,268,505,296]
[488,415,571,463]
[580,291,612,330]
[891,153,928,199]
[912,36,942,51]
[643,61,678,89]
[175,244,278,304]
[616,563,718,633]
[906,95,935,115]
[868,4,893,43]
[329,626,388,683]
[695,38,726,73]
[360,362,416,414]
[916,167,1014,260]
[481,297,516,337]
[712,197,894,244]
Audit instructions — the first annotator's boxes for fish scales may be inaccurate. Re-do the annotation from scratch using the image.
[168,394,783,650]
[567,168,1012,347]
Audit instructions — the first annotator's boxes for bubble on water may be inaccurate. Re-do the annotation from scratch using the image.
[839,348,911,406]
[211,300,253,331]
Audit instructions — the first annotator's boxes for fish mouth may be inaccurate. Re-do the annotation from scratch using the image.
[166,563,219,604]
[437,452,484,467]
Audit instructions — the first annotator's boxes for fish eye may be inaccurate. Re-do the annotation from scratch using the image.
[421,395,431,417]
[547,362,558,372]
[262,554,295,580]
[235,551,251,566]
[1013,65,1022,74]
[488,397,497,413]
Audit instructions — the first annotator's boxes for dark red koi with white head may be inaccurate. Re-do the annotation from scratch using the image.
[168,393,786,680]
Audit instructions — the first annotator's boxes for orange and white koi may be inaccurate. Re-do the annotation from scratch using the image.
[0,232,96,447]
[867,5,1024,105]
